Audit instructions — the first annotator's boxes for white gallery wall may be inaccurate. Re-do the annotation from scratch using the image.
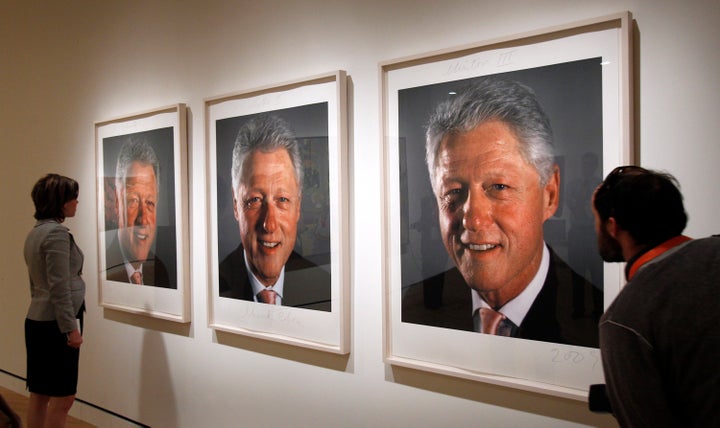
[1,0,718,426]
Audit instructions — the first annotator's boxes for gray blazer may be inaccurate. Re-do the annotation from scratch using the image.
[24,219,85,333]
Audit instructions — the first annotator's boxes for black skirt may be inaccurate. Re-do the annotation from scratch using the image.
[24,318,80,397]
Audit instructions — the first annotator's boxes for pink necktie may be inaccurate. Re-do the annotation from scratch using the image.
[479,307,505,335]
[130,271,143,285]
[258,289,277,304]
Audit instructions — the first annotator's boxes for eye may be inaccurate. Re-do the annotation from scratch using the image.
[485,183,513,200]
[440,188,466,209]
[126,197,139,209]
[244,196,262,209]
[275,194,298,209]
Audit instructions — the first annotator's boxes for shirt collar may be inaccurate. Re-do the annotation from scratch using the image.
[35,219,61,226]
[624,245,653,280]
[472,243,550,327]
[626,235,692,280]
[124,261,143,282]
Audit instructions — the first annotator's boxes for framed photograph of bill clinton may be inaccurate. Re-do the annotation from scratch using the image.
[206,71,350,354]
[95,103,190,323]
[382,13,633,398]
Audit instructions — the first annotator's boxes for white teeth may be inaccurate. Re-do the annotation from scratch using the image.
[467,243,497,251]
[261,241,279,248]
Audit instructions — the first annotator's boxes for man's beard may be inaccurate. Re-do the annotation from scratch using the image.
[598,225,625,262]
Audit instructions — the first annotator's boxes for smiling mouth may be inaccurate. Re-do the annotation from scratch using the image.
[466,243,498,251]
[134,231,148,240]
[260,240,280,249]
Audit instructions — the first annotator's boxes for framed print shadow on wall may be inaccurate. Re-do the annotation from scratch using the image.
[206,71,350,354]
[95,103,190,323]
[381,12,633,399]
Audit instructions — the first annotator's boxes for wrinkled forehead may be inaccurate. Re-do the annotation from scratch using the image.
[242,148,294,172]
[118,161,158,189]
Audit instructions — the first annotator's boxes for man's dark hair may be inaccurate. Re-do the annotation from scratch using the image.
[31,173,79,220]
[594,166,687,246]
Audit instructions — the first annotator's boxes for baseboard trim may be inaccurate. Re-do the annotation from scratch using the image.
[0,368,148,427]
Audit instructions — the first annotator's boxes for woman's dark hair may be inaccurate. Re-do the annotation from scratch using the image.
[31,173,79,220]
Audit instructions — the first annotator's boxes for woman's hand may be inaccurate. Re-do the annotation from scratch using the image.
[66,329,83,348]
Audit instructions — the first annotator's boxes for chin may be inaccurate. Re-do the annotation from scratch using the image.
[133,250,152,262]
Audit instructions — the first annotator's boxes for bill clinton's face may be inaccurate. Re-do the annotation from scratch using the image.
[116,161,158,264]
[233,149,301,287]
[432,120,559,306]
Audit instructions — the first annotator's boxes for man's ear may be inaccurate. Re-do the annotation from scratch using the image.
[232,190,240,221]
[114,186,121,215]
[606,217,619,238]
[295,192,302,219]
[542,165,561,221]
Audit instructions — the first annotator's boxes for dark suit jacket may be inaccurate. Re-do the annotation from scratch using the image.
[219,245,332,312]
[105,235,174,289]
[402,247,599,347]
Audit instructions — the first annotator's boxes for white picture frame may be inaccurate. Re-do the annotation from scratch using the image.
[206,71,350,354]
[381,12,633,399]
[95,104,190,323]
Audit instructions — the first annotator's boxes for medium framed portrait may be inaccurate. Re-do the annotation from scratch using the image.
[95,104,190,322]
[382,13,633,398]
[206,71,350,354]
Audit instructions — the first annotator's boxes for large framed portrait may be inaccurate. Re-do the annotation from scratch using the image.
[382,13,633,398]
[95,104,190,322]
[206,71,350,354]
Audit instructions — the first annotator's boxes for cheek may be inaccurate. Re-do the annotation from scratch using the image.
[284,218,299,236]
[512,190,546,220]
[116,203,126,225]
[437,210,458,238]
[507,203,546,240]
[513,203,543,224]
[125,205,137,219]
[286,209,301,229]
[239,208,263,236]
[237,213,252,236]
[273,203,300,228]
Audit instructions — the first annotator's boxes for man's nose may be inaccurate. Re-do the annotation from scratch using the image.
[134,201,148,225]
[462,190,492,231]
[262,201,278,232]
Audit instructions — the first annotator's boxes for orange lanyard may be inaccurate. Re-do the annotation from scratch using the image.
[627,235,692,280]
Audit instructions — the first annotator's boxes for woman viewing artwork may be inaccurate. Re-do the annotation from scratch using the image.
[23,173,86,427]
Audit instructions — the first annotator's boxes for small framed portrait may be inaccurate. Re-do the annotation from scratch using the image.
[95,104,190,322]
[382,13,633,398]
[206,71,350,353]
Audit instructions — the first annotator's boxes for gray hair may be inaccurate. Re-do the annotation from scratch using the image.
[425,78,555,187]
[231,114,303,194]
[115,137,160,190]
